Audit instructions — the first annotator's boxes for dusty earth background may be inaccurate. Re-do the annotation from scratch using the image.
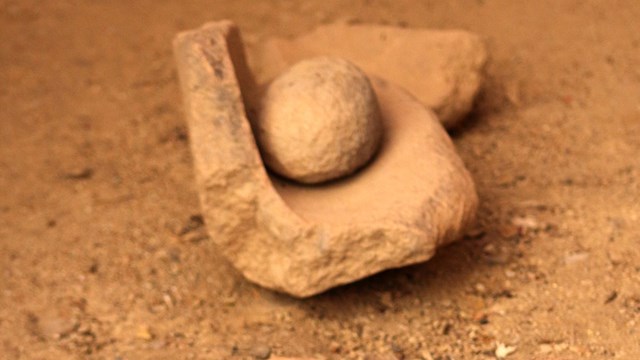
[1,0,640,359]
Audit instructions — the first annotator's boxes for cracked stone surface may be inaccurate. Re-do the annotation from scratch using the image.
[173,21,478,297]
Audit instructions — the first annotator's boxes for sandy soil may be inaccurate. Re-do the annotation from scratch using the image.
[1,1,640,359]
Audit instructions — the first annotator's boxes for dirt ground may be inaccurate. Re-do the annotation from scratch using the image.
[1,0,640,359]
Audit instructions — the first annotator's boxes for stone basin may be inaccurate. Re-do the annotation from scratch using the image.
[173,21,479,297]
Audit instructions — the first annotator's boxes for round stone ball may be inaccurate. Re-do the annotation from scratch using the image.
[255,56,383,184]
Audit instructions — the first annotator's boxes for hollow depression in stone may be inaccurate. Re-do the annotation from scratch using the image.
[268,78,469,229]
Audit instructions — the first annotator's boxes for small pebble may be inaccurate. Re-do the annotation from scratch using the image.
[495,343,517,358]
[135,325,153,341]
[511,216,540,231]
[63,167,94,180]
[250,344,272,359]
[604,291,618,304]
[38,314,78,339]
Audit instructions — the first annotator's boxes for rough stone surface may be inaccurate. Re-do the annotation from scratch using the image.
[256,56,382,184]
[174,21,478,297]
[250,23,487,129]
